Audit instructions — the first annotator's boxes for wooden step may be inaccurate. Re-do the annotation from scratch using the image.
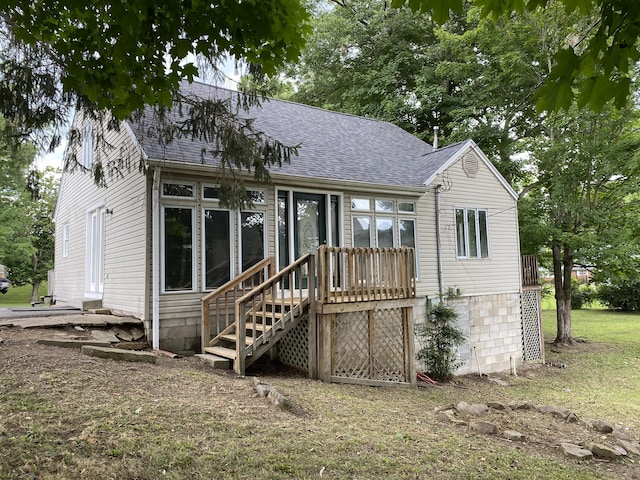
[204,346,237,360]
[219,334,254,345]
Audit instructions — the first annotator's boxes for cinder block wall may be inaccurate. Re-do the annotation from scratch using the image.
[414,293,523,376]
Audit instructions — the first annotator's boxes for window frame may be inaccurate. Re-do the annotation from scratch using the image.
[161,182,195,199]
[62,223,69,258]
[82,123,93,169]
[455,207,490,259]
[161,205,197,293]
[201,207,234,291]
[238,208,268,274]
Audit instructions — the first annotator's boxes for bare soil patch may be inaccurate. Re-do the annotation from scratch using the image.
[1,326,638,479]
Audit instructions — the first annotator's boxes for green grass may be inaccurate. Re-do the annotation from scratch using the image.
[0,283,48,307]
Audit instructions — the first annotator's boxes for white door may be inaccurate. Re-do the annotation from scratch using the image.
[87,206,105,295]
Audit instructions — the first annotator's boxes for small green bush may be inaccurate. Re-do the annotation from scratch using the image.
[416,298,466,381]
[571,279,597,310]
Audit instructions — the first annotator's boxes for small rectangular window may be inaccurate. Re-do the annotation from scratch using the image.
[399,219,416,249]
[82,123,93,169]
[375,200,394,212]
[203,185,220,200]
[241,211,265,271]
[163,183,194,198]
[398,202,415,213]
[351,198,371,211]
[62,223,69,258]
[352,216,371,247]
[456,207,489,259]
[203,209,231,289]
[247,189,266,204]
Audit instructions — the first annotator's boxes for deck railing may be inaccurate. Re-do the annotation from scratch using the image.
[521,254,540,287]
[317,246,416,304]
[233,254,314,374]
[201,257,276,354]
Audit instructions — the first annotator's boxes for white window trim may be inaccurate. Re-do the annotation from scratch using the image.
[201,207,234,292]
[455,207,491,259]
[161,205,197,293]
[82,123,93,169]
[202,184,221,202]
[85,201,105,298]
[62,223,69,258]
[161,182,195,199]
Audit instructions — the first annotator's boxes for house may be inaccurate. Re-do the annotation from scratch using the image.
[53,81,525,380]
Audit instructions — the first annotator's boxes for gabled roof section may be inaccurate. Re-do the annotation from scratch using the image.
[421,139,519,201]
[127,81,483,190]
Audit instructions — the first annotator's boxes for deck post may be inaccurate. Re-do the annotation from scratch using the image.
[235,298,246,375]
[201,300,210,354]
[308,254,318,379]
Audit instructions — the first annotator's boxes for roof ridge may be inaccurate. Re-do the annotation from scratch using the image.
[181,79,429,142]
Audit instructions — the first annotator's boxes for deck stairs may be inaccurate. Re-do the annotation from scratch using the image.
[203,295,308,370]
[201,254,315,374]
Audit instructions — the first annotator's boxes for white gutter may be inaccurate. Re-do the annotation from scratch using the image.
[152,167,161,350]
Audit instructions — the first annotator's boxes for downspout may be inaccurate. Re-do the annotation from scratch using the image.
[435,184,444,298]
[152,167,161,350]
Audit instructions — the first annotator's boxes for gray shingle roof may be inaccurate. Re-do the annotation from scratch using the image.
[127,81,468,189]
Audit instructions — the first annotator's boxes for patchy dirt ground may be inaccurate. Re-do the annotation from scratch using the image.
[0,325,638,480]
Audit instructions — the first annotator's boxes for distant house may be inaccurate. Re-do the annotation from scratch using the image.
[53,81,523,379]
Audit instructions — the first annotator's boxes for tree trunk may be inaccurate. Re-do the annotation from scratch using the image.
[552,243,574,345]
[30,280,41,306]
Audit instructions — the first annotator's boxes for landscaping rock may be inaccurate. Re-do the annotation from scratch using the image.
[470,421,497,435]
[114,342,149,350]
[81,345,157,363]
[37,338,112,349]
[503,430,525,442]
[537,405,573,419]
[456,401,489,416]
[617,440,640,457]
[592,420,614,434]
[436,410,467,426]
[130,326,146,341]
[509,402,536,411]
[487,401,509,411]
[112,326,133,342]
[89,329,119,343]
[613,427,632,441]
[565,413,580,423]
[590,443,622,460]
[560,443,593,460]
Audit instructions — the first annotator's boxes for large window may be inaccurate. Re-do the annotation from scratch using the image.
[203,209,231,289]
[240,211,265,271]
[455,208,489,259]
[163,207,195,291]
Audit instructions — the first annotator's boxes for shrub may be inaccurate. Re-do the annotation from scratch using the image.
[416,297,466,381]
[570,279,597,310]
[598,279,640,312]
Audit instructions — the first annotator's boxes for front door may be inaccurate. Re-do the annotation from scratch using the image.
[293,193,326,288]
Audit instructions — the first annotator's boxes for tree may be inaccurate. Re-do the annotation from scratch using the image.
[0,129,56,303]
[1,0,311,207]
[519,104,640,344]
[394,0,640,112]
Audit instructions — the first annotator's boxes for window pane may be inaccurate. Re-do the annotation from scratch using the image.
[278,193,289,271]
[241,211,265,271]
[467,209,478,257]
[375,200,394,212]
[376,218,394,248]
[399,219,416,249]
[331,195,340,247]
[351,198,370,211]
[204,210,231,289]
[163,183,193,198]
[203,186,220,200]
[455,208,466,257]
[479,210,489,258]
[398,202,415,213]
[353,216,371,247]
[247,190,265,204]
[164,208,193,291]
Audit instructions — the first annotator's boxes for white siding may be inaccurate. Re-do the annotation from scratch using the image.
[54,115,149,318]
[416,148,521,298]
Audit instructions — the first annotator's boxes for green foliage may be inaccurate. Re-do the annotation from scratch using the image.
[398,0,640,112]
[570,279,596,310]
[597,279,640,312]
[0,0,311,206]
[416,298,467,381]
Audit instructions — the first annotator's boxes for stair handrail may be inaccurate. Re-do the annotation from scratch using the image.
[233,253,314,374]
[201,256,275,354]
